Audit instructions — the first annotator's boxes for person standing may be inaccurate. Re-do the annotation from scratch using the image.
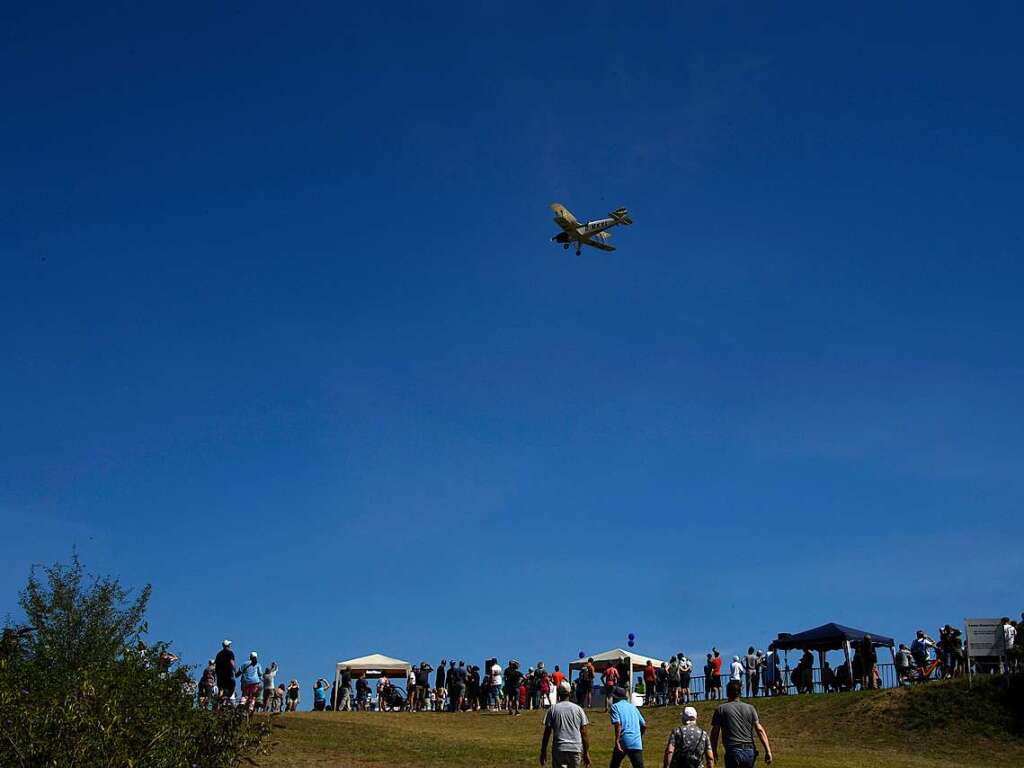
[313,678,330,711]
[602,664,620,711]
[608,686,646,768]
[214,639,236,708]
[663,706,713,768]
[655,662,668,706]
[678,654,693,705]
[261,661,278,712]
[415,662,432,711]
[744,649,760,698]
[336,666,352,711]
[540,681,592,768]
[236,652,262,712]
[436,659,447,711]
[286,679,300,711]
[553,665,567,689]
[406,666,417,711]
[198,659,217,709]
[859,635,877,690]
[711,680,773,768]
[666,656,680,705]
[451,661,468,712]
[711,651,723,700]
[643,660,657,707]
[730,657,744,684]
[489,660,503,710]
[506,660,524,716]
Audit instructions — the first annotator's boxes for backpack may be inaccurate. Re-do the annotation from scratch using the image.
[671,726,707,768]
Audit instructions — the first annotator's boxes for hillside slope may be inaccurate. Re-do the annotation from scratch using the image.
[261,677,1024,768]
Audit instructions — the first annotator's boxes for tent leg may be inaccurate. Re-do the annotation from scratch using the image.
[817,650,827,693]
[843,641,853,691]
[332,667,339,711]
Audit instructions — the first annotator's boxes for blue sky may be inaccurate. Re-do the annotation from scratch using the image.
[2,3,1022,688]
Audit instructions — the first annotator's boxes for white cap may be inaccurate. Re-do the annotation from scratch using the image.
[683,706,698,721]
[250,651,258,658]
[558,680,571,694]
[223,639,232,646]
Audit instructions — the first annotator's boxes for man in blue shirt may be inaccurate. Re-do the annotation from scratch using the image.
[608,686,645,767]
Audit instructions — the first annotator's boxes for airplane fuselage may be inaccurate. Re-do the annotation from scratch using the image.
[554,217,616,242]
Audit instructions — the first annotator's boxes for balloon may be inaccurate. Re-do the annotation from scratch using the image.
[628,633,635,641]
[578,651,585,658]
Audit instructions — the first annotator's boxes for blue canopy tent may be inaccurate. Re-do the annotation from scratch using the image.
[773,623,896,690]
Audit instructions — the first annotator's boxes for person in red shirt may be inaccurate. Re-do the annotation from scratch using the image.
[552,665,565,688]
[602,664,620,711]
[643,660,657,706]
[710,649,723,700]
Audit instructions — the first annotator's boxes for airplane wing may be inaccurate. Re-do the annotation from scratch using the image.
[550,202,580,230]
[584,239,616,252]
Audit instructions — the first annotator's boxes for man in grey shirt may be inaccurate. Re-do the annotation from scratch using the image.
[540,681,592,767]
[710,681,773,768]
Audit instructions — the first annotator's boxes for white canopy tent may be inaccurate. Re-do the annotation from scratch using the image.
[568,647,666,691]
[332,653,412,709]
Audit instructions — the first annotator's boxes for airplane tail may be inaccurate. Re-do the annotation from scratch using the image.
[609,207,633,225]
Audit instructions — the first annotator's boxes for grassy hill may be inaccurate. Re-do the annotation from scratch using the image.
[260,677,1024,768]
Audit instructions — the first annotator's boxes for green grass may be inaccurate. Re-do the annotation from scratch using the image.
[259,678,1024,768]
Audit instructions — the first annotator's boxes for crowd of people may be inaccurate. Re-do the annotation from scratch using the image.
[194,613,1024,717]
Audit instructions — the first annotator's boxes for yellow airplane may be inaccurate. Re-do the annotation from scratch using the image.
[550,202,633,255]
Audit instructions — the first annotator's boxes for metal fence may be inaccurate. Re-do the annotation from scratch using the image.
[625,662,935,703]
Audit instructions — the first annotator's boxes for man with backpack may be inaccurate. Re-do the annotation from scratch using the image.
[578,659,594,708]
[663,707,713,768]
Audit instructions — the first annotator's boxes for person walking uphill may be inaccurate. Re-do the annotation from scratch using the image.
[663,707,713,768]
[608,686,646,767]
[711,680,773,768]
[540,681,592,768]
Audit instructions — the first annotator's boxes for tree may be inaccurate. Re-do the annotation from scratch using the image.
[0,554,269,767]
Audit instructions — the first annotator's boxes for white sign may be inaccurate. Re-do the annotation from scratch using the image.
[965,618,1006,657]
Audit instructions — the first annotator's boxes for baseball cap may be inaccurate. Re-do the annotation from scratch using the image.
[250,651,258,658]
[558,680,571,694]
[612,686,627,699]
[222,639,232,647]
[683,706,698,722]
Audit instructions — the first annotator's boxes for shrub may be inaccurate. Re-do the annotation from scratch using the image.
[0,555,270,767]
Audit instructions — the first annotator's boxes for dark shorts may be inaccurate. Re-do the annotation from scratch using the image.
[680,672,691,687]
[218,677,236,697]
[711,676,722,688]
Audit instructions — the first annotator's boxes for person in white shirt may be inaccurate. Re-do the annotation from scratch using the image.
[490,662,503,710]
[730,656,745,682]
[1002,618,1017,654]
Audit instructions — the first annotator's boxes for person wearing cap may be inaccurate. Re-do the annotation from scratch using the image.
[664,707,713,768]
[711,680,772,767]
[729,657,744,683]
[286,678,300,711]
[214,640,235,708]
[608,686,645,767]
[540,680,591,768]
[236,652,263,712]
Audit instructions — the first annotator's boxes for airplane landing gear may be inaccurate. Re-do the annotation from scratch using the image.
[575,247,581,256]
[563,243,569,250]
